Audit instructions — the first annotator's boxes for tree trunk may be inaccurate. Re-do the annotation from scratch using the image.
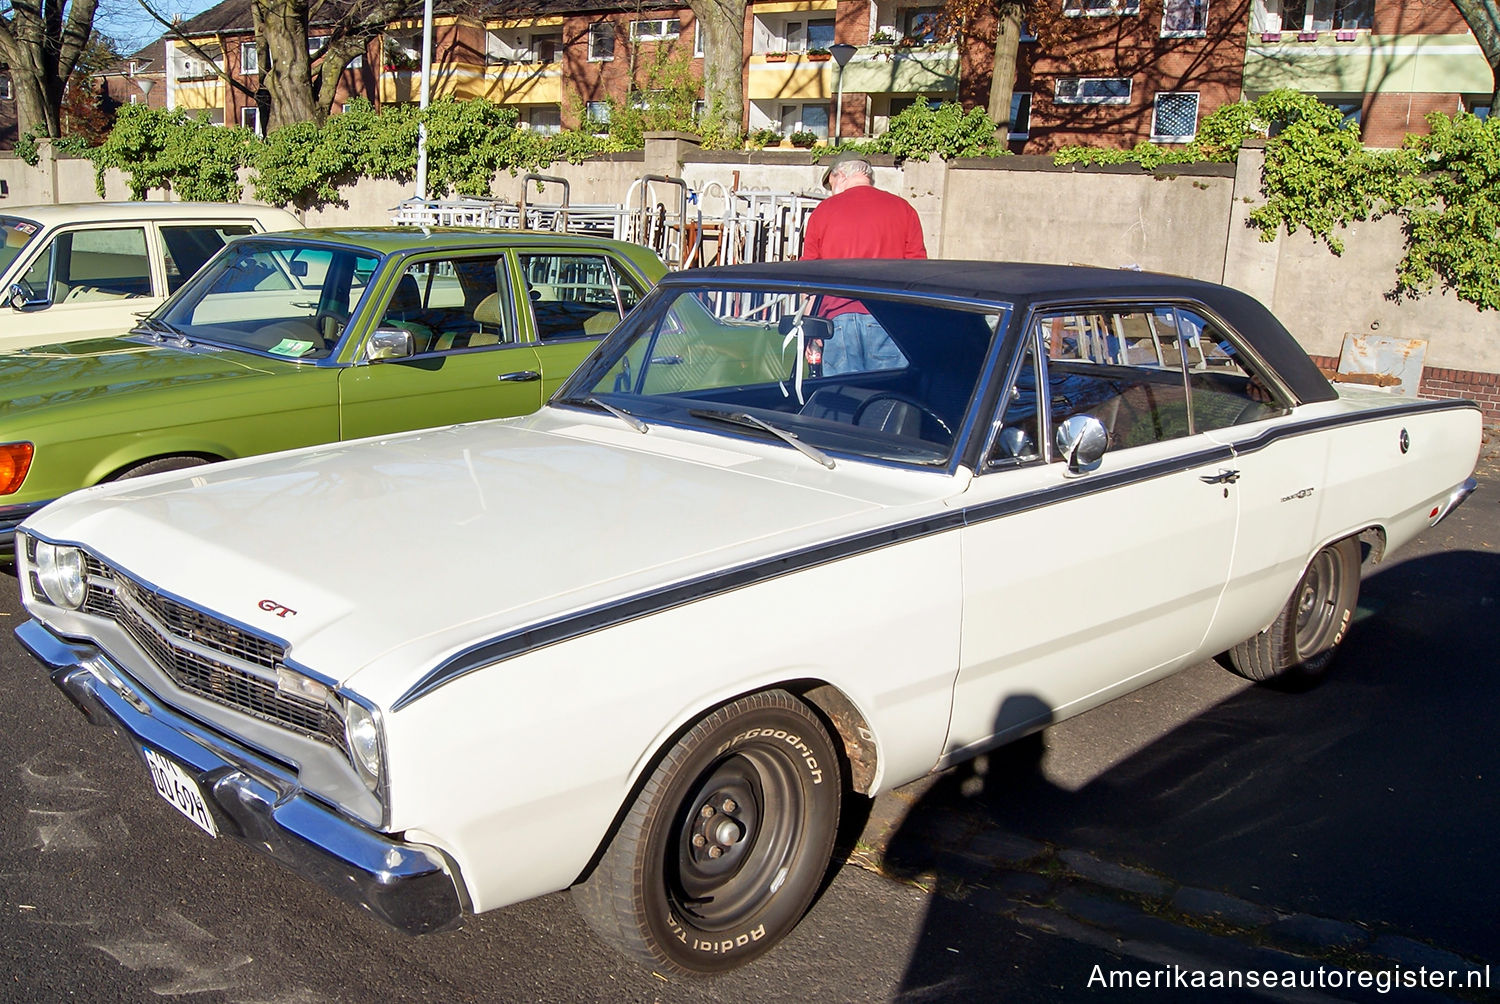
[986,4,1022,144]
[1448,0,1500,109]
[690,0,747,134]
[256,0,323,129]
[0,0,99,137]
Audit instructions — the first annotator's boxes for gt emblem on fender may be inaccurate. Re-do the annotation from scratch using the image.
[258,599,297,618]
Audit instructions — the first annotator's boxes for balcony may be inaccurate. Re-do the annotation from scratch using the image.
[839,42,958,95]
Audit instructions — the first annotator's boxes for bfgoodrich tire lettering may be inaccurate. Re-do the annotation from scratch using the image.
[573,690,841,974]
[1228,536,1361,684]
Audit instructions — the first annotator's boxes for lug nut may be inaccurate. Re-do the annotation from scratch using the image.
[707,846,723,859]
[721,798,737,814]
[692,834,706,848]
[700,804,715,818]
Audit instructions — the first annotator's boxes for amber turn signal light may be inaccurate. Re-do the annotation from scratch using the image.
[0,442,35,495]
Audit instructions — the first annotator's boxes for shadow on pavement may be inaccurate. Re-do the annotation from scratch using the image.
[879,542,1500,999]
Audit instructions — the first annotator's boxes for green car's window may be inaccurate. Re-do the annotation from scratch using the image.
[0,216,40,276]
[158,241,379,360]
[378,254,514,354]
[518,253,644,341]
[159,224,257,294]
[24,226,152,304]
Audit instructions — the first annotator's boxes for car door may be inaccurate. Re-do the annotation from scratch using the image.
[337,250,548,439]
[944,304,1243,763]
[515,249,649,400]
[4,223,155,349]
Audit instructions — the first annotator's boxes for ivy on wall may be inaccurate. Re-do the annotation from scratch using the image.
[89,99,624,209]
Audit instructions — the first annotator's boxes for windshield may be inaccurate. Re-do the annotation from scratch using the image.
[0,216,41,277]
[559,284,1010,467]
[155,239,379,360]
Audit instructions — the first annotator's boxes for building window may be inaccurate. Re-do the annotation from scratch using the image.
[807,18,835,49]
[240,42,259,74]
[693,22,704,57]
[241,105,262,134]
[1151,92,1199,141]
[630,18,680,41]
[0,76,11,100]
[527,105,562,134]
[1009,91,1031,139]
[1252,0,1370,33]
[1063,0,1142,15]
[308,35,326,56]
[899,7,942,42]
[347,53,364,69]
[1161,0,1207,35]
[1054,77,1132,105]
[586,100,611,125]
[779,102,830,138]
[589,22,616,61]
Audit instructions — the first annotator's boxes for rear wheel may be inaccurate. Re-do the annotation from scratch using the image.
[573,690,841,974]
[1228,537,1360,684]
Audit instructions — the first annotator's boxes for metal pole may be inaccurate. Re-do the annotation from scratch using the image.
[829,44,857,146]
[414,0,434,200]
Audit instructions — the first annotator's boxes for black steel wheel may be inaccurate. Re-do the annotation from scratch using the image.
[1227,536,1361,684]
[573,690,841,974]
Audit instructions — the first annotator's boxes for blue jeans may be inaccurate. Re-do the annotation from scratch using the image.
[823,312,907,376]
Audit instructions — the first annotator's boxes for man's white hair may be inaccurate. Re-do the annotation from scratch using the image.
[830,157,874,182]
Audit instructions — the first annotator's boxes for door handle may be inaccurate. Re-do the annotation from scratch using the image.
[497,370,541,382]
[1200,469,1240,485]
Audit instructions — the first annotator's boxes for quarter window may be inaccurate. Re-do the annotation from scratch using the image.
[518,253,645,341]
[988,305,1280,466]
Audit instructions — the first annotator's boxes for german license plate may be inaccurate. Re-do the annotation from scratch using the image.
[142,747,218,838]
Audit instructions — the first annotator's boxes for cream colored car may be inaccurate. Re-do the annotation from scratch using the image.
[2,202,301,351]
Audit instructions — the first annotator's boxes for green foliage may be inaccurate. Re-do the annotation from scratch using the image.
[746,128,782,149]
[789,130,819,148]
[1052,89,1500,310]
[89,104,256,200]
[1393,112,1500,310]
[851,101,1007,162]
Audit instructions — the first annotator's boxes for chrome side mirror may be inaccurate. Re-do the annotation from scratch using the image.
[367,326,414,362]
[1055,414,1107,476]
[10,281,47,311]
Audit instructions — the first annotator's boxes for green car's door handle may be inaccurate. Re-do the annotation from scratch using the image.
[497,370,542,382]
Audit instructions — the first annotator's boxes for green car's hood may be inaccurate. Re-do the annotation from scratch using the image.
[0,336,285,416]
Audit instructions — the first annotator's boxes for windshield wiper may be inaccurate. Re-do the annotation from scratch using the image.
[130,316,190,344]
[689,407,835,470]
[584,395,648,434]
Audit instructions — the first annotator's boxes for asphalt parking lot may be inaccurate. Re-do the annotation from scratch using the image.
[0,444,1494,1002]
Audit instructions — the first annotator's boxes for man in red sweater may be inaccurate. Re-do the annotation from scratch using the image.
[801,154,927,375]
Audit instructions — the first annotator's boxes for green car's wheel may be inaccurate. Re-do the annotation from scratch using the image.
[108,455,211,481]
[574,690,841,974]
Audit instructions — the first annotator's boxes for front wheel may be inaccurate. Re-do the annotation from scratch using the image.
[573,690,841,974]
[1227,537,1361,685]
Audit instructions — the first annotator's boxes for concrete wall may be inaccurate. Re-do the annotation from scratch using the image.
[2,136,1494,414]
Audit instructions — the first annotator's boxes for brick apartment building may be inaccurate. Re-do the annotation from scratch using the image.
[76,0,1492,153]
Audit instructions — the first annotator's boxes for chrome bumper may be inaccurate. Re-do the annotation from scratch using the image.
[16,618,464,936]
[0,498,53,548]
[1430,477,1478,527]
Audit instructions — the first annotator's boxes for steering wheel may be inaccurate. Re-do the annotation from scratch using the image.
[852,392,953,439]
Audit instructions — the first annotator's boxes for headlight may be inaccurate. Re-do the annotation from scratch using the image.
[34,540,86,610]
[343,700,382,793]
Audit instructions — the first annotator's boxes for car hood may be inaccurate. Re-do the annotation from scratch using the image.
[25,408,962,703]
[0,337,280,416]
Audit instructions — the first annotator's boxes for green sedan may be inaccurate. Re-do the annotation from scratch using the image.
[0,227,666,542]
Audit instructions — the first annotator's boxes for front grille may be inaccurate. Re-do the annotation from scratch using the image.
[85,560,346,752]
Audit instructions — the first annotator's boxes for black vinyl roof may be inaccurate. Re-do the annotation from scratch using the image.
[669,259,1336,404]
